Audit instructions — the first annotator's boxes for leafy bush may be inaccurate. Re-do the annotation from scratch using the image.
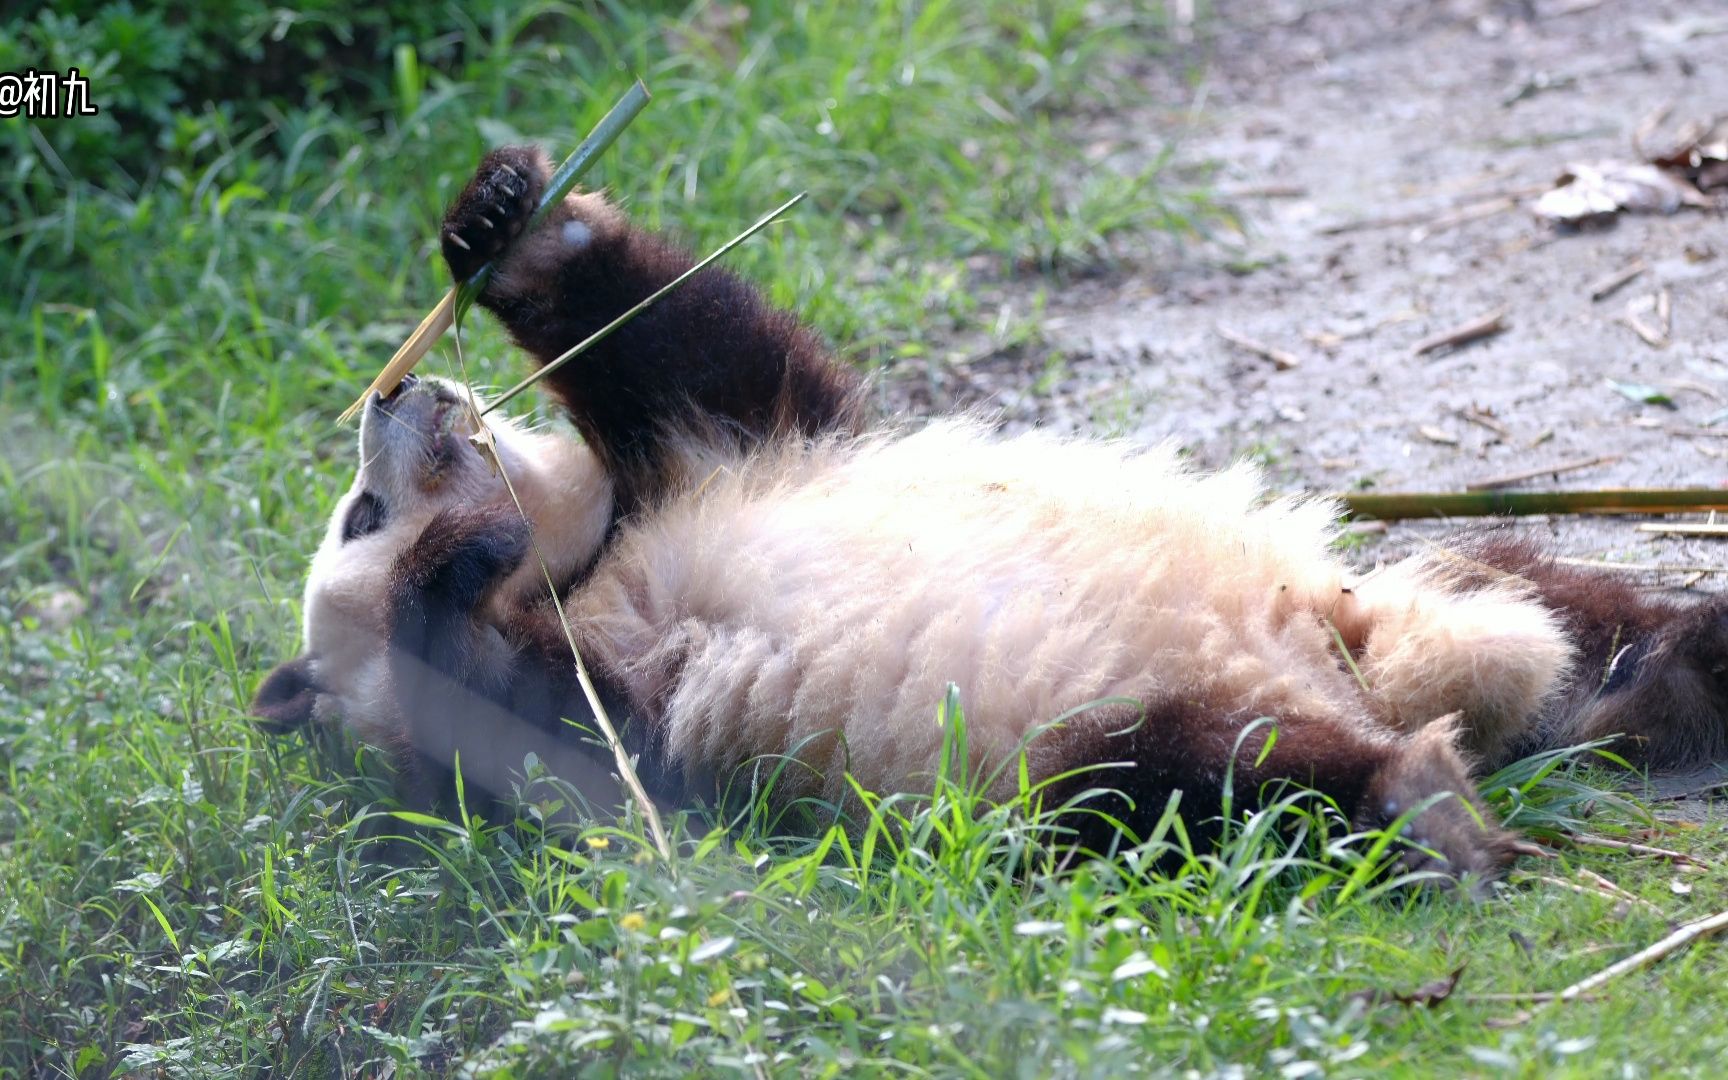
[0,1,481,191]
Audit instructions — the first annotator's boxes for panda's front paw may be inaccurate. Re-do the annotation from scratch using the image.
[442,146,548,283]
[393,507,531,610]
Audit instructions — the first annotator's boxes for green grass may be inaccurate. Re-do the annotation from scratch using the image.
[4,1,1728,1075]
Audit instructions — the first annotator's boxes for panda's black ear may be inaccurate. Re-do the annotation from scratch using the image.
[250,654,322,734]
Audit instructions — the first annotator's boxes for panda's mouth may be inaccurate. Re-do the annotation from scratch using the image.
[362,376,480,476]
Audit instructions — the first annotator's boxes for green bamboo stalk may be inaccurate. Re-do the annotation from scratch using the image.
[1338,488,1728,521]
[453,79,652,323]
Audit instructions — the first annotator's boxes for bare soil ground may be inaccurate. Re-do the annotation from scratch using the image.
[899,0,1728,582]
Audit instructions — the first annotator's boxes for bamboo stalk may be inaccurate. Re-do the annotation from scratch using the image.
[1338,488,1728,521]
[1559,833,1711,868]
[338,81,652,423]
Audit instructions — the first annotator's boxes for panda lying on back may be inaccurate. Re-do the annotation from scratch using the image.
[253,146,1728,881]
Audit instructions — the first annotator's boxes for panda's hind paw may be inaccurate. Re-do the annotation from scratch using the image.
[442,146,548,283]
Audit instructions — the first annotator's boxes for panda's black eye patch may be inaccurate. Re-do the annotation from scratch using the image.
[341,491,388,542]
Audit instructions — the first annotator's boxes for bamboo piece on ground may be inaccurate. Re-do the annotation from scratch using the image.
[1339,488,1728,521]
[1411,307,1510,356]
[1637,522,1728,537]
[1552,833,1711,868]
[338,81,652,423]
[1214,325,1301,370]
[1588,258,1646,302]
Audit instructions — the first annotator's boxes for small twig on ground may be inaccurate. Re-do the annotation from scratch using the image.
[1546,0,1613,17]
[1409,196,1517,242]
[1637,522,1728,537]
[1412,307,1510,356]
[1555,556,1728,576]
[1552,833,1711,869]
[1458,406,1512,437]
[1623,307,1671,349]
[1466,454,1619,491]
[1528,871,1661,918]
[1214,325,1301,370]
[1490,907,1728,1028]
[1588,258,1647,301]
[1220,182,1308,198]
[1557,909,1728,1002]
[1318,210,1432,236]
[1669,379,1723,403]
[1575,866,1663,913]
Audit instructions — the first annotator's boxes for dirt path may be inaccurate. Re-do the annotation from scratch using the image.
[907,0,1728,578]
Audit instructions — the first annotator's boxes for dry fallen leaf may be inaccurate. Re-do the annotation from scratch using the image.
[1535,160,1708,227]
[1645,116,1728,179]
[1350,966,1465,1010]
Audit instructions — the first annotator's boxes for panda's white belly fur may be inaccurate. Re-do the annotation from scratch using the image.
[571,419,1385,802]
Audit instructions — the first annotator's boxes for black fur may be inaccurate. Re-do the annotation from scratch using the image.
[1042,698,1514,879]
[1457,532,1728,768]
[441,146,866,517]
[341,490,388,543]
[251,655,320,733]
[379,505,681,816]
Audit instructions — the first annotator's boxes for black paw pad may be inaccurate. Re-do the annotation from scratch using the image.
[442,147,547,282]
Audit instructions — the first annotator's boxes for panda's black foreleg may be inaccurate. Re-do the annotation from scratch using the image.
[440,145,864,513]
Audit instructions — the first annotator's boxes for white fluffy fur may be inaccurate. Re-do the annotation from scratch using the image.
[567,420,1573,802]
[302,380,1577,803]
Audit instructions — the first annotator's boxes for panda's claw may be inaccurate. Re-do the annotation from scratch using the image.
[442,146,548,283]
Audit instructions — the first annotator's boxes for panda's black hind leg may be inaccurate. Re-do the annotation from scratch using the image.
[441,146,547,283]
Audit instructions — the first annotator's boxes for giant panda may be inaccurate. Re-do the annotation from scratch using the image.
[252,146,1728,880]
